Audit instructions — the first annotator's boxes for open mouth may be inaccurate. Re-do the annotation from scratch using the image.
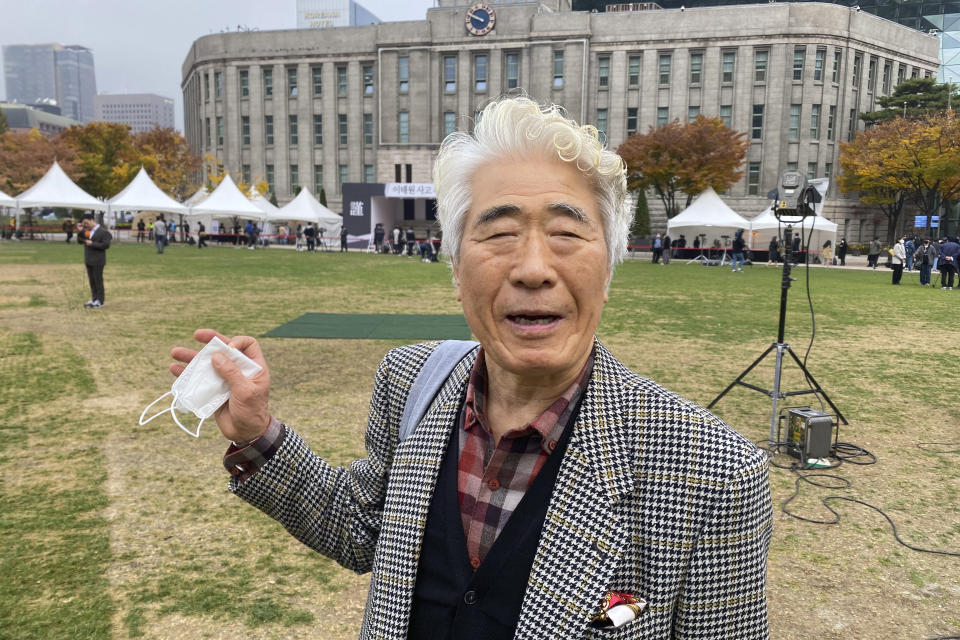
[507,314,560,326]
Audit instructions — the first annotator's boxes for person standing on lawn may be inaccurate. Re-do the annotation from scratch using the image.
[77,212,111,308]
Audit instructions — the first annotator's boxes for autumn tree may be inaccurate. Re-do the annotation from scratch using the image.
[0,129,78,194]
[133,128,200,201]
[0,110,8,135]
[839,113,960,242]
[861,78,959,125]
[56,122,143,198]
[618,116,749,218]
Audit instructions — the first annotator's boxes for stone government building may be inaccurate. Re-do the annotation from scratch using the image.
[181,0,939,241]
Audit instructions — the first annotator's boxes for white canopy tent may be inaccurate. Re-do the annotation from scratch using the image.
[0,189,15,208]
[747,178,837,255]
[187,174,265,220]
[107,167,187,218]
[15,160,105,212]
[184,186,209,207]
[666,187,750,249]
[273,187,342,238]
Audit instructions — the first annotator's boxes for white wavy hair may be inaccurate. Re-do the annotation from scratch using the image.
[433,96,630,274]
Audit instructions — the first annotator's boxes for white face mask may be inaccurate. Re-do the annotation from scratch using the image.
[139,337,263,437]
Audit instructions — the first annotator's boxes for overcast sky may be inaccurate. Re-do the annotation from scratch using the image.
[0,0,437,131]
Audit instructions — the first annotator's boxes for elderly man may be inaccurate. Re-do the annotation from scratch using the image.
[171,97,772,639]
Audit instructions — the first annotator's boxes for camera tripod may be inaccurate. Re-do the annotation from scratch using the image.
[707,224,847,442]
[686,234,709,264]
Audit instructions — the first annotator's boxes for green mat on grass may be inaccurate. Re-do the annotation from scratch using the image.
[263,313,472,340]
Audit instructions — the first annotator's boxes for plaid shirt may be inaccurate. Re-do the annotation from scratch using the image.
[458,347,594,569]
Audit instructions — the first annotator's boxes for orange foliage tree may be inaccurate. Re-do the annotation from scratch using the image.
[133,128,201,201]
[617,115,749,219]
[0,129,78,195]
[57,122,142,198]
[839,113,960,241]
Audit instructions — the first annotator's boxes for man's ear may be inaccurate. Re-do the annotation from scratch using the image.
[452,261,462,302]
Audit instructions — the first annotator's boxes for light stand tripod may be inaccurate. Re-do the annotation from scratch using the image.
[686,233,709,264]
[707,224,847,442]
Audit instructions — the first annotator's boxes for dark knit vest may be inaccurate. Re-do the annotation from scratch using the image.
[406,401,579,640]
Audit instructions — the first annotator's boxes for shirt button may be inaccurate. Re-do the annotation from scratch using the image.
[548,440,558,451]
[470,556,481,569]
[487,478,500,490]
[464,589,478,605]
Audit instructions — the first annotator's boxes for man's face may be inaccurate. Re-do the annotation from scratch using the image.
[453,156,609,383]
[82,218,93,230]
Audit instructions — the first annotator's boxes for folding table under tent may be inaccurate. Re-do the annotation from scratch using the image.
[272,186,342,240]
[666,187,751,257]
[13,161,106,230]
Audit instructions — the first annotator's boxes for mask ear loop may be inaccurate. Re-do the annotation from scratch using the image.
[139,391,174,426]
[171,408,204,438]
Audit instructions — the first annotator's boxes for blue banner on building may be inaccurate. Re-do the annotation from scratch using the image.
[915,215,927,227]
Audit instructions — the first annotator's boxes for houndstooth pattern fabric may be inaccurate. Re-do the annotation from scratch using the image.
[230,340,773,639]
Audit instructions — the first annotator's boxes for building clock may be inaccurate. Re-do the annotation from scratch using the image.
[465,3,495,36]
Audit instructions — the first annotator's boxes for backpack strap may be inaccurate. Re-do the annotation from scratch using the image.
[399,340,479,442]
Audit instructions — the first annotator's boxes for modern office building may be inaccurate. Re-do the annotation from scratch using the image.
[182,0,939,239]
[2,43,97,123]
[296,0,381,28]
[94,93,176,133]
[0,102,81,137]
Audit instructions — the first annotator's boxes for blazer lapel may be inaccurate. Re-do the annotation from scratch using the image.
[368,347,477,640]
[515,342,643,639]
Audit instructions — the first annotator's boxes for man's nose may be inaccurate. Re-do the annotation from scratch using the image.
[511,232,557,288]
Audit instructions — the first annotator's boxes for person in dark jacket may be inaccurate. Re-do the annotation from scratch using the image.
[77,212,111,308]
[938,236,960,289]
[731,229,746,271]
[836,238,848,266]
[868,237,882,269]
[914,237,937,286]
[767,235,780,265]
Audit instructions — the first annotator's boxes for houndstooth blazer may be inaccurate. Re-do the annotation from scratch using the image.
[231,340,773,639]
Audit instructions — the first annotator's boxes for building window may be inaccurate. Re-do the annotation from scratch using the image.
[240,69,249,97]
[719,105,732,128]
[314,164,323,193]
[266,164,274,194]
[288,67,298,97]
[475,54,488,92]
[814,49,825,82]
[339,164,348,193]
[337,65,347,96]
[754,50,768,83]
[752,104,764,139]
[824,162,832,178]
[827,105,836,140]
[788,104,801,141]
[398,111,409,143]
[721,51,735,83]
[807,162,817,180]
[444,56,457,92]
[882,62,891,94]
[832,49,842,83]
[810,104,821,139]
[263,68,273,97]
[658,53,671,85]
[786,161,798,172]
[314,114,323,145]
[596,108,608,139]
[204,117,210,147]
[656,106,669,127]
[748,162,761,195]
[363,113,373,145]
[289,114,298,146]
[868,57,877,92]
[897,64,905,85]
[215,71,223,98]
[852,54,862,89]
[598,55,610,88]
[204,74,209,102]
[265,115,274,145]
[626,107,638,136]
[848,108,857,141]
[444,111,456,136]
[398,56,409,92]
[628,54,641,86]
[364,164,374,183]
[689,52,703,84]
[362,64,374,95]
[793,47,805,81]
[290,164,299,193]
[553,50,564,88]
[911,67,919,78]
[338,113,347,145]
[688,106,700,122]
[242,116,250,146]
[312,65,322,95]
[216,116,223,146]
[505,52,519,89]
[242,164,251,184]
